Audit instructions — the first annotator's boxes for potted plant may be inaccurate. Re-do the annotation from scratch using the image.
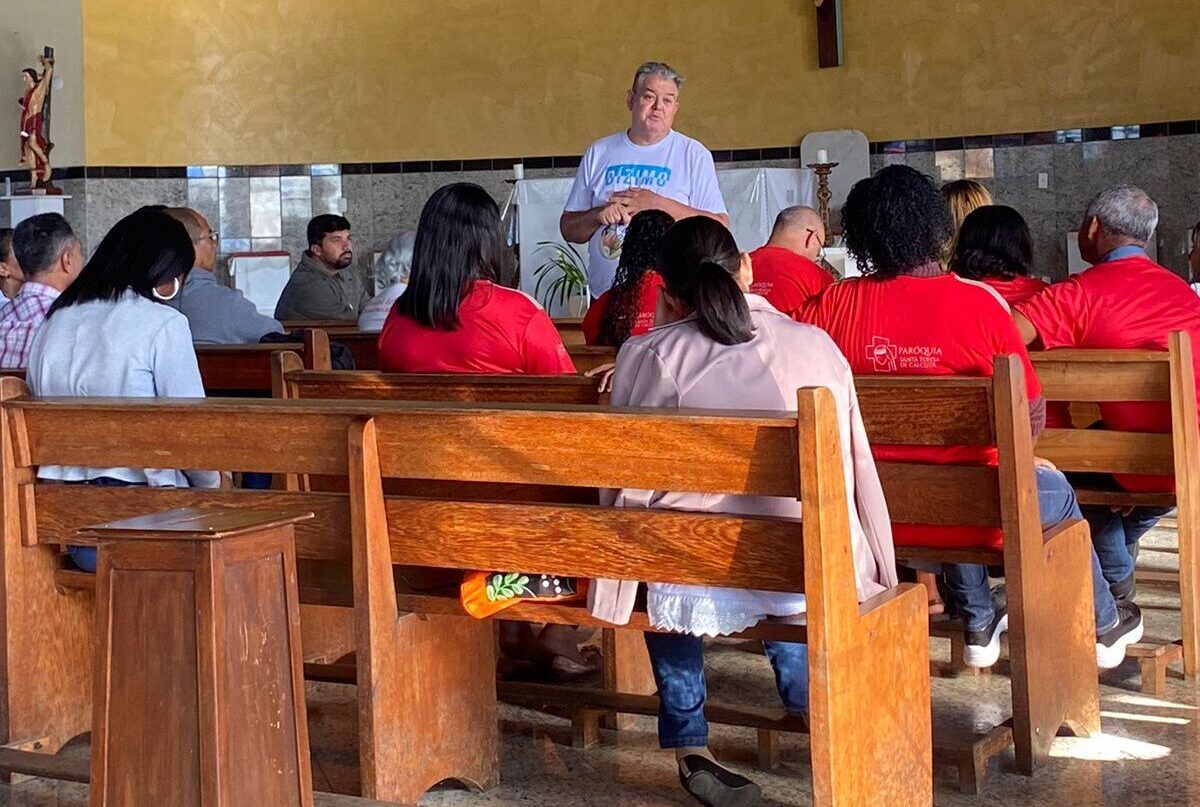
[532,241,590,316]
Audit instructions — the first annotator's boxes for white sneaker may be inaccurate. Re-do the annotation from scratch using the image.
[1096,603,1143,670]
[963,610,1008,668]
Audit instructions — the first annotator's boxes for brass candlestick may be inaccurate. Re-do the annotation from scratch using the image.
[806,161,839,246]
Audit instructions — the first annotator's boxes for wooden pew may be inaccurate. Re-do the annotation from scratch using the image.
[1030,331,1198,686]
[196,330,332,394]
[0,387,930,806]
[311,328,613,375]
[856,357,1100,787]
[272,354,605,406]
[554,317,586,346]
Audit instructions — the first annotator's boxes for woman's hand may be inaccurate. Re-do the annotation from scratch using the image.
[584,362,616,394]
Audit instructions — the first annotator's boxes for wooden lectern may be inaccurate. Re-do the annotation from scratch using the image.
[83,507,315,807]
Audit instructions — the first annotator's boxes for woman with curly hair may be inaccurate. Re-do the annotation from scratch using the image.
[581,209,674,347]
[800,165,1139,672]
[951,205,1047,306]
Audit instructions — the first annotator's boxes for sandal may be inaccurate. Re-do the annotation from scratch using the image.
[548,646,602,680]
[677,754,761,807]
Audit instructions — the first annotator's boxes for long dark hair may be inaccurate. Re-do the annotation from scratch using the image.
[843,165,953,278]
[658,217,752,346]
[951,205,1034,280]
[598,209,674,346]
[48,207,193,317]
[395,183,502,330]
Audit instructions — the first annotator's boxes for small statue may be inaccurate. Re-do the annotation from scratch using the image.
[17,50,55,192]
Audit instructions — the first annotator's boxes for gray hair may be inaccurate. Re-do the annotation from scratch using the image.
[632,61,684,93]
[375,231,416,288]
[1085,185,1159,244]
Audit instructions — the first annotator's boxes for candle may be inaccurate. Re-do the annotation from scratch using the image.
[513,163,525,181]
[816,149,829,164]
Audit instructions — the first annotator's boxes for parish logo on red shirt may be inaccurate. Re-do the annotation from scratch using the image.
[864,335,944,372]
[865,336,897,372]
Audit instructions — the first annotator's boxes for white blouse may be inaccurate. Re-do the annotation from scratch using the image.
[28,290,220,489]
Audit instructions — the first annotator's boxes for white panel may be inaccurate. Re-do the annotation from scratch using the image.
[229,253,292,316]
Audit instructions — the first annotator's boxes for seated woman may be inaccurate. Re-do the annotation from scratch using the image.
[378,183,588,675]
[942,178,993,254]
[380,184,574,374]
[594,216,897,807]
[580,209,673,346]
[800,166,1141,670]
[358,230,415,332]
[951,205,1048,305]
[28,207,221,572]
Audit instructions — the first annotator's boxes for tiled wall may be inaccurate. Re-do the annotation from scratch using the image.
[10,127,1200,288]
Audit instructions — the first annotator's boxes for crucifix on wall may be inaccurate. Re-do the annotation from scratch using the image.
[815,0,843,68]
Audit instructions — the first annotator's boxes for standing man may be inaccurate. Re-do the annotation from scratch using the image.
[1014,185,1200,609]
[749,206,834,319]
[561,62,728,295]
[274,214,370,321]
[164,208,283,344]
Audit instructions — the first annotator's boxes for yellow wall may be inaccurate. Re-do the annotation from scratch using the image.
[2,0,85,170]
[81,0,1200,166]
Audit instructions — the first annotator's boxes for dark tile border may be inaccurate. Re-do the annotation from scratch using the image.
[4,117,1199,184]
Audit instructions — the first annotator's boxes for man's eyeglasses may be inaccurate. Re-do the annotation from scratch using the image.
[195,231,219,244]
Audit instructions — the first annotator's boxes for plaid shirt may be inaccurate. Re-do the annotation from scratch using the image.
[0,282,60,369]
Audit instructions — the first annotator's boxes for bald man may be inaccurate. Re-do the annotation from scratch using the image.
[748,206,834,319]
[164,208,283,344]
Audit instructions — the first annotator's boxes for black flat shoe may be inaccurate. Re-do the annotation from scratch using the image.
[677,755,762,807]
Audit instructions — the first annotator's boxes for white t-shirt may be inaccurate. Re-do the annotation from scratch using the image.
[564,129,727,294]
[28,290,220,489]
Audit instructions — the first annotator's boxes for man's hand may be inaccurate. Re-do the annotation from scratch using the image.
[1033,456,1058,471]
[597,200,630,227]
[610,187,667,215]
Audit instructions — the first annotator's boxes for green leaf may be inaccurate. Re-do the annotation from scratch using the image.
[486,583,496,601]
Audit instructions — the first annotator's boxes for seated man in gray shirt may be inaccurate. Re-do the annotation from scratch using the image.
[274,214,370,322]
[164,207,284,344]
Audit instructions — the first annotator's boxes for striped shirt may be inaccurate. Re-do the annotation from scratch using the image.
[0,281,59,369]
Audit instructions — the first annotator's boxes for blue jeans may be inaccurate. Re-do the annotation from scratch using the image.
[644,631,808,749]
[65,476,142,572]
[1082,504,1171,586]
[941,467,1119,635]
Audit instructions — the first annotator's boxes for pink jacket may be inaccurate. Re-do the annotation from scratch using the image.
[588,294,898,625]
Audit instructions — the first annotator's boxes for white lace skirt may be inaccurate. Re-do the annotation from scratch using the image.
[646,583,807,638]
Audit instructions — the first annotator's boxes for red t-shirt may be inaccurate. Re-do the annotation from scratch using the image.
[748,247,835,319]
[800,274,1041,550]
[379,280,576,374]
[1017,254,1200,492]
[581,271,664,346]
[980,275,1049,307]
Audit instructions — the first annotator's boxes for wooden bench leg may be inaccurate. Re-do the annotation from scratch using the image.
[1127,642,1184,696]
[809,583,931,805]
[934,723,1013,795]
[1006,519,1101,775]
[0,379,92,762]
[757,729,781,771]
[601,627,654,732]
[572,709,602,749]
[351,418,498,803]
